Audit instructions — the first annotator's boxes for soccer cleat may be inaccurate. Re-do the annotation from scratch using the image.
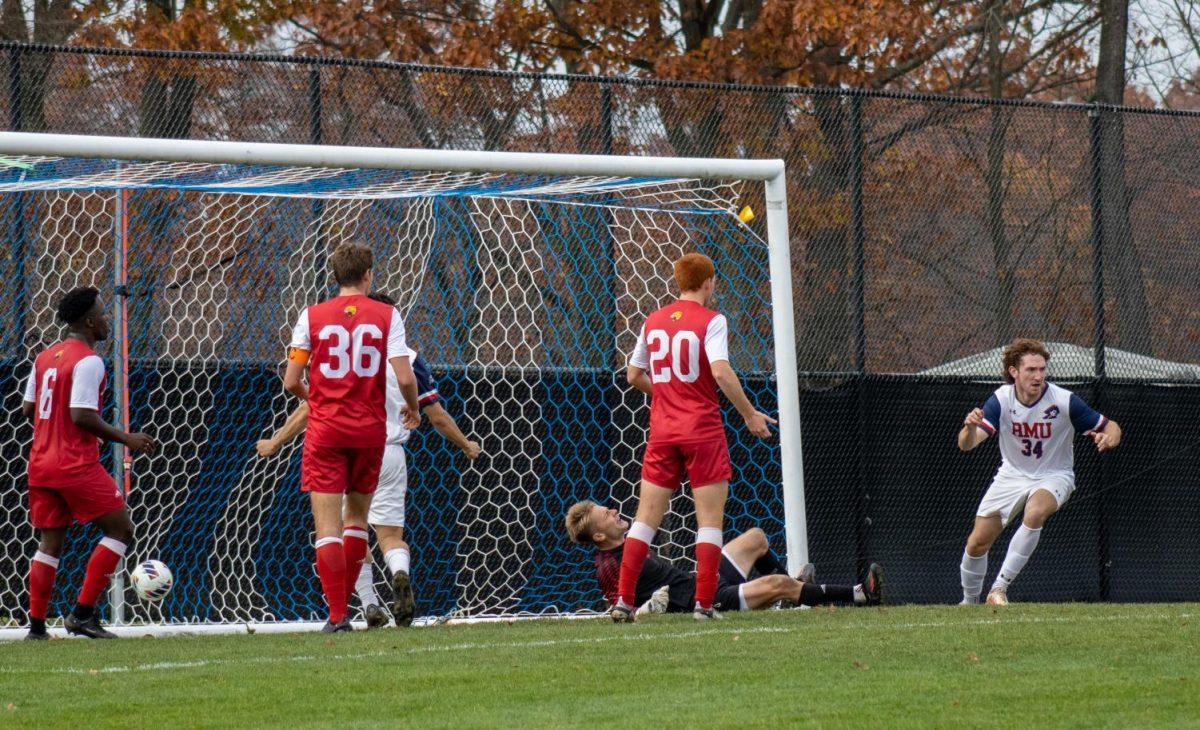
[635,585,670,618]
[24,630,49,641]
[609,600,635,623]
[862,563,883,606]
[364,603,390,629]
[320,618,353,633]
[795,562,816,586]
[64,612,117,639]
[391,571,415,627]
[986,587,1009,606]
[960,595,981,606]
[692,606,724,621]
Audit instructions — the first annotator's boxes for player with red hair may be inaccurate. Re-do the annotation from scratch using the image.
[613,253,776,621]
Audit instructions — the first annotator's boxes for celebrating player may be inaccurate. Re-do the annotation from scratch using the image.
[259,292,481,628]
[567,500,882,614]
[283,244,422,633]
[613,253,776,622]
[957,338,1122,605]
[21,287,157,640]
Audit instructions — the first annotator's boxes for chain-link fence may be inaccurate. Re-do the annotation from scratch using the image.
[1,42,1198,609]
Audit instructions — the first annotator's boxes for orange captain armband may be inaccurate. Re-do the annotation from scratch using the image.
[287,347,310,366]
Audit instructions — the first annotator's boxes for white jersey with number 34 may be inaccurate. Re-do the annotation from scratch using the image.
[979,382,1107,480]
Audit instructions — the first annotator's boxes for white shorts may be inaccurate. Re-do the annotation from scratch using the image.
[367,444,407,528]
[976,472,1074,527]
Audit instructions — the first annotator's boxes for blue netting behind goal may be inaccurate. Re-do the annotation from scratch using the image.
[0,157,782,623]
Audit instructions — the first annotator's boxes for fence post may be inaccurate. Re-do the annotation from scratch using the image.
[1088,107,1106,380]
[307,66,322,145]
[849,96,866,373]
[599,83,613,156]
[307,65,327,290]
[848,94,870,576]
[8,46,21,132]
[1087,105,1109,601]
[9,46,27,354]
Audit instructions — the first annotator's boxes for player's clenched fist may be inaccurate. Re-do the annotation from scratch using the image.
[1090,430,1116,452]
[462,441,482,460]
[963,408,985,429]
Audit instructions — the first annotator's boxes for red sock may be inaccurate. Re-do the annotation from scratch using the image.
[617,521,656,607]
[28,552,59,621]
[694,527,723,610]
[315,537,347,624]
[342,527,369,606]
[77,537,126,608]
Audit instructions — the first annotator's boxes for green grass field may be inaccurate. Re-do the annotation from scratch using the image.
[2,604,1196,728]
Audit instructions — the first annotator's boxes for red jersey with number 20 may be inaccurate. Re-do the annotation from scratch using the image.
[289,294,408,448]
[24,338,107,487]
[629,299,730,445]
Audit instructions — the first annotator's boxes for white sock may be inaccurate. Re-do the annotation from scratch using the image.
[961,551,988,601]
[355,562,380,607]
[385,547,410,575]
[993,524,1042,591]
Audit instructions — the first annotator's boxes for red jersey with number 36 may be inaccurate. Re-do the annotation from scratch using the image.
[289,294,408,448]
[629,299,730,445]
[24,338,107,487]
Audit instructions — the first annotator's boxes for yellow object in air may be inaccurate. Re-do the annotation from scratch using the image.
[737,206,755,223]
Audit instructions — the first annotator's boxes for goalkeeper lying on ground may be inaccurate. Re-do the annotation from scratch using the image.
[565,500,882,617]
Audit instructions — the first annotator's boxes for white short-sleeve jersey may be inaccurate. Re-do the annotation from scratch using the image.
[979,382,1106,480]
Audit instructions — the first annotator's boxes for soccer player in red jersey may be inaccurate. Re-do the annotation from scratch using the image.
[613,253,776,621]
[22,287,157,640]
[283,243,422,633]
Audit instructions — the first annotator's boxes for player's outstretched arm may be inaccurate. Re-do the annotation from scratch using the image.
[424,402,482,459]
[70,408,156,454]
[1091,419,1122,452]
[710,360,776,438]
[958,408,991,452]
[256,402,310,457]
[626,365,652,396]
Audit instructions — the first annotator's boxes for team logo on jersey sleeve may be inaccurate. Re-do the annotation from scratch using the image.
[670,311,683,321]
[343,305,358,316]
[1043,405,1060,420]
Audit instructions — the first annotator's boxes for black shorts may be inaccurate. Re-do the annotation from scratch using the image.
[712,555,754,612]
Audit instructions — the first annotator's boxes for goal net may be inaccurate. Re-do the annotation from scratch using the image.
[0,134,800,628]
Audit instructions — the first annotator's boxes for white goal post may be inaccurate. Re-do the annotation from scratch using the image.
[0,131,805,636]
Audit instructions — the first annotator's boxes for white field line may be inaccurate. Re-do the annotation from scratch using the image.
[0,611,1190,677]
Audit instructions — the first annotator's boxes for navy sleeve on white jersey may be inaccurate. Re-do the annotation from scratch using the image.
[412,354,440,408]
[980,394,1001,434]
[1069,394,1105,433]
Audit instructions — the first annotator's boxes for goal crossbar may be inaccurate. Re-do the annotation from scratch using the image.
[0,131,785,184]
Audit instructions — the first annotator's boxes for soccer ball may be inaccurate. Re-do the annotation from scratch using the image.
[131,560,174,603]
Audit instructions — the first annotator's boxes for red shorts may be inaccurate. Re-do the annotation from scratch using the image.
[301,444,385,494]
[640,438,732,490]
[28,464,124,529]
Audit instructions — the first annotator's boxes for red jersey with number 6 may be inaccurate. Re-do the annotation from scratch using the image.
[629,298,730,445]
[24,338,107,487]
[289,294,409,448]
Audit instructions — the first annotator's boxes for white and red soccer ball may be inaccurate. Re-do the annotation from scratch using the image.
[130,560,173,603]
